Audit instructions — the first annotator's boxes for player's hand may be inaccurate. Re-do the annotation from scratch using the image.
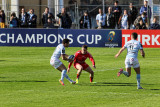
[93,65,96,69]
[68,59,73,63]
[67,68,70,73]
[115,54,119,58]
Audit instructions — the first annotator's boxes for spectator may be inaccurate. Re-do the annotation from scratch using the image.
[96,8,106,29]
[150,17,160,29]
[27,9,37,28]
[135,18,147,29]
[19,8,29,28]
[45,18,55,28]
[134,12,148,29]
[57,8,72,29]
[42,7,55,28]
[140,0,151,19]
[113,1,122,29]
[79,11,91,29]
[0,10,5,28]
[10,12,19,28]
[128,3,138,28]
[105,7,115,29]
[118,10,129,29]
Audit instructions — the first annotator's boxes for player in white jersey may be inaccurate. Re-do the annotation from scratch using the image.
[50,39,76,86]
[115,32,145,89]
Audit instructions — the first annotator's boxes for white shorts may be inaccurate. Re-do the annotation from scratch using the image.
[125,57,140,68]
[50,58,62,69]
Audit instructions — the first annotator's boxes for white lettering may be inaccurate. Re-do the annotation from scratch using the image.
[16,34,24,43]
[142,35,150,45]
[95,35,102,44]
[77,34,85,44]
[37,34,43,43]
[44,34,46,43]
[123,34,130,43]
[25,34,35,43]
[152,35,160,45]
[67,34,73,44]
[58,34,64,44]
[48,34,57,44]
[86,35,94,44]
[7,34,14,43]
[0,33,6,43]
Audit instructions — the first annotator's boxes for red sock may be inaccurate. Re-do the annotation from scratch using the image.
[77,74,80,79]
[90,77,93,82]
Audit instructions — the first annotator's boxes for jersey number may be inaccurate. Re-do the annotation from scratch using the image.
[130,45,134,50]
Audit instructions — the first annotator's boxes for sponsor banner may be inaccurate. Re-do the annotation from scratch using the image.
[0,29,122,47]
[122,30,160,48]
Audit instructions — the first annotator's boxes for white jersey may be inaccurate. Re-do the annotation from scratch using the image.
[124,40,143,58]
[51,44,65,59]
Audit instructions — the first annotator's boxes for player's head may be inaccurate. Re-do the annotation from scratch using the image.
[62,39,70,47]
[81,45,88,54]
[131,32,138,40]
[114,1,118,6]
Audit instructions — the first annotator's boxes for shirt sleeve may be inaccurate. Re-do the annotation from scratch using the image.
[96,14,99,20]
[88,53,95,66]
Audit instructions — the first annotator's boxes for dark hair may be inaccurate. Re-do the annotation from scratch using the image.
[45,7,49,9]
[82,45,88,49]
[115,1,119,4]
[132,32,138,39]
[62,39,69,44]
[11,12,16,17]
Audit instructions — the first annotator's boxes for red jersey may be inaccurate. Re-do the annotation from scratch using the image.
[68,50,95,69]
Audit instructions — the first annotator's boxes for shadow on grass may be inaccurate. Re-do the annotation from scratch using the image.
[78,82,155,87]
[150,89,160,90]
[0,60,6,62]
[0,80,48,82]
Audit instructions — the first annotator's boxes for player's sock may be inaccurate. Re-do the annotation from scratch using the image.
[65,74,72,83]
[136,74,141,87]
[77,74,80,79]
[122,71,129,77]
[90,76,93,82]
[61,69,67,81]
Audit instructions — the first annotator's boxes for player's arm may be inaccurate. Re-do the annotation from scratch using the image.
[115,46,125,58]
[140,49,145,58]
[60,48,71,61]
[67,53,78,73]
[88,53,96,68]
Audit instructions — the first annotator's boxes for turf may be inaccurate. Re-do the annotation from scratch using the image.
[0,47,160,107]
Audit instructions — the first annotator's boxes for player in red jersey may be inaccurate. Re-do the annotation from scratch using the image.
[67,45,96,83]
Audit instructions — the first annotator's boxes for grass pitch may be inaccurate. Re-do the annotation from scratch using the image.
[0,47,160,107]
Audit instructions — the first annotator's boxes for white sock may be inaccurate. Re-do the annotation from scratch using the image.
[61,70,67,81]
[137,74,141,87]
[65,74,73,83]
[122,71,129,77]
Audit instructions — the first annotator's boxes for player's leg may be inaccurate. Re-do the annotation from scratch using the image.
[57,64,67,85]
[84,66,94,83]
[75,63,83,83]
[117,58,131,77]
[133,59,143,89]
[57,64,76,84]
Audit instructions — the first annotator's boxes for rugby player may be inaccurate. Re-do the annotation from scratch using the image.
[67,45,96,83]
[115,32,145,89]
[50,39,76,86]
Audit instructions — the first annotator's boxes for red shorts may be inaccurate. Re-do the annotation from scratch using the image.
[74,62,89,70]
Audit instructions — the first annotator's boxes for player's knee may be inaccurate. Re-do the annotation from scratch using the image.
[79,67,83,71]
[90,71,94,75]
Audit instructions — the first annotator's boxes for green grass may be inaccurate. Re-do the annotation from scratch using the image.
[0,47,160,107]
